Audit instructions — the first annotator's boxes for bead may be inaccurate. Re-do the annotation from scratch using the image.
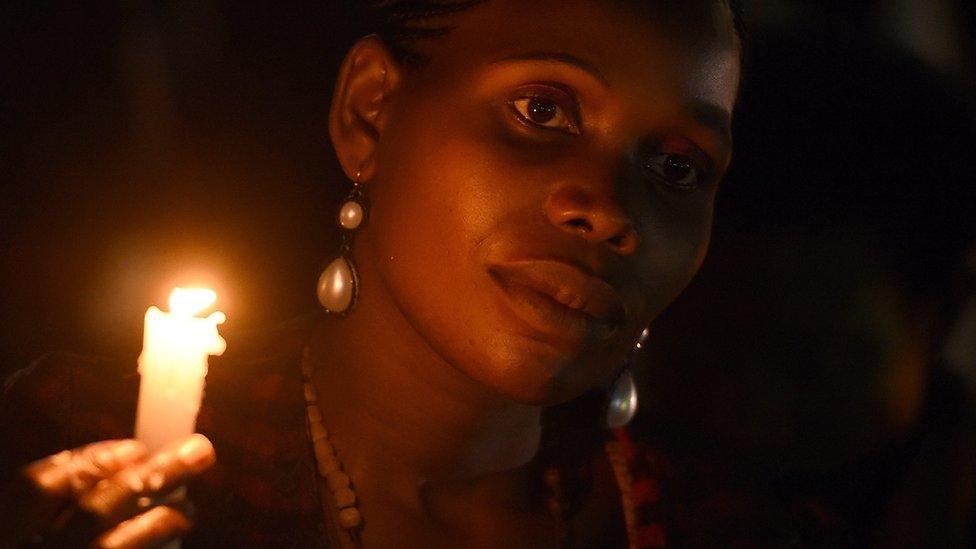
[326,470,351,492]
[317,257,356,313]
[306,405,322,424]
[606,371,638,428]
[309,421,329,442]
[316,452,340,476]
[333,487,357,508]
[338,200,364,230]
[303,383,317,403]
[338,507,362,529]
[314,440,335,460]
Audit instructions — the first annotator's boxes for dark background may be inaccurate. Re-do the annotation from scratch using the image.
[2,2,362,368]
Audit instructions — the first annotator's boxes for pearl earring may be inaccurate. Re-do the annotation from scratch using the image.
[317,172,367,313]
[606,328,648,428]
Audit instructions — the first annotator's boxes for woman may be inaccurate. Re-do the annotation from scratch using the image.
[0,0,743,546]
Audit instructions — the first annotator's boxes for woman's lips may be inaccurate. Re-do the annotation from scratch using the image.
[487,260,626,346]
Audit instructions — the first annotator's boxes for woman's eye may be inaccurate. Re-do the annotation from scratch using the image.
[642,153,700,191]
[511,97,578,134]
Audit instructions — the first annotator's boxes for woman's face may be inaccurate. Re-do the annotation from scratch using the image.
[347,0,740,405]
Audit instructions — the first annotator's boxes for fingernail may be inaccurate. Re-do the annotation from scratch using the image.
[176,434,215,471]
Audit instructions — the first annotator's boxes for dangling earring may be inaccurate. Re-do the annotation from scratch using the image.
[606,328,648,428]
[317,171,367,313]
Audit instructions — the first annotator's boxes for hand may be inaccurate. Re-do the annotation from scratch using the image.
[1,434,215,548]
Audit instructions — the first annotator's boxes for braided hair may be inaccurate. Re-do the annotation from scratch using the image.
[364,0,746,67]
[364,0,488,66]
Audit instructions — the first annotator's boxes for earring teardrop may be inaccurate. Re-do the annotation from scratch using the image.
[317,256,358,313]
[606,370,638,428]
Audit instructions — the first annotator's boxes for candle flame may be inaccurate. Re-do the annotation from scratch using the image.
[169,287,217,317]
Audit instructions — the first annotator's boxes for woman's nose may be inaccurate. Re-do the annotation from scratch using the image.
[544,184,639,255]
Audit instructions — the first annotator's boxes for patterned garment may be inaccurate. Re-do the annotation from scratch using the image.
[0,316,672,548]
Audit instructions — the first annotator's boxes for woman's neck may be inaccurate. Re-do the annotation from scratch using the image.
[304,297,542,512]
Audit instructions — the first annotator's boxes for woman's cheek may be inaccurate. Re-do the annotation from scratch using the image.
[636,194,714,306]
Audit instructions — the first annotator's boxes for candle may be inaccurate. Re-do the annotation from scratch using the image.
[135,287,226,453]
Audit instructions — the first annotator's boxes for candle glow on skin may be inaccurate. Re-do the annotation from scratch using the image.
[135,288,226,453]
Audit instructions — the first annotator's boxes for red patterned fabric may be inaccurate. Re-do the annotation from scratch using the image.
[611,428,669,548]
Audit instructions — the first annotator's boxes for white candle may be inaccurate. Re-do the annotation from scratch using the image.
[135,287,226,453]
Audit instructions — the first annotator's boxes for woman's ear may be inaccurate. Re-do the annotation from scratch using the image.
[329,36,401,182]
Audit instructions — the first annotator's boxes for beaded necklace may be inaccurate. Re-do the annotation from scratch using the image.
[300,364,638,548]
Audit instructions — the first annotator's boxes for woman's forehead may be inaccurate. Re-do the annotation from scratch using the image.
[414,0,740,111]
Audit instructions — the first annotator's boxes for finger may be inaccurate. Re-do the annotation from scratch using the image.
[25,439,148,500]
[0,440,147,545]
[90,505,192,549]
[76,434,215,528]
